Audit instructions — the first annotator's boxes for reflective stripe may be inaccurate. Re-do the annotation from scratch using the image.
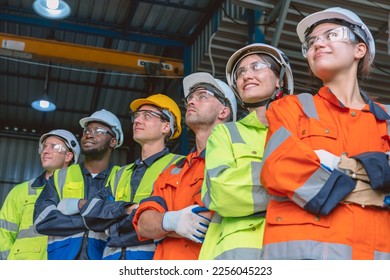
[252,161,269,212]
[170,166,182,174]
[0,250,9,260]
[103,247,121,259]
[216,247,262,260]
[208,165,229,178]
[292,168,331,208]
[81,197,100,217]
[27,178,37,196]
[263,240,353,259]
[225,122,245,144]
[33,205,57,228]
[297,93,319,120]
[0,218,18,232]
[203,165,229,208]
[48,232,84,245]
[164,154,183,171]
[262,126,291,162]
[211,212,222,224]
[89,231,108,241]
[15,225,37,239]
[56,168,68,197]
[374,251,390,260]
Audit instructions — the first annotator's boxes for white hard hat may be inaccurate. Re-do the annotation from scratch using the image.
[79,109,124,148]
[296,7,375,64]
[183,72,237,122]
[39,129,80,164]
[226,43,294,105]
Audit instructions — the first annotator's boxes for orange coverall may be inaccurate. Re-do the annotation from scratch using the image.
[260,87,390,259]
[133,150,206,260]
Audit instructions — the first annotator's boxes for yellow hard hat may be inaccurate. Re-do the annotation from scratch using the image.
[130,94,182,139]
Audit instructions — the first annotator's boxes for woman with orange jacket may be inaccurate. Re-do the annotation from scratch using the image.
[260,7,390,260]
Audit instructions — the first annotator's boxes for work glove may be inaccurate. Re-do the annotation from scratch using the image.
[343,180,388,207]
[57,198,81,215]
[162,205,211,243]
[314,149,340,172]
[338,153,369,182]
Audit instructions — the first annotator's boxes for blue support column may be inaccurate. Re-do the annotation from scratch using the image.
[254,10,265,43]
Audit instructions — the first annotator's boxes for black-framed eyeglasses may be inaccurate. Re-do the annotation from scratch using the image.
[83,127,115,137]
[185,84,227,107]
[130,110,169,123]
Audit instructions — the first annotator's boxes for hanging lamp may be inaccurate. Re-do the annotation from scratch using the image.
[33,0,71,20]
[31,65,56,112]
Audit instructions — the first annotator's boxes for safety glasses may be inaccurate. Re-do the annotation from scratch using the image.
[302,26,358,58]
[39,143,68,154]
[83,127,115,137]
[234,61,271,82]
[130,110,169,123]
[185,84,227,107]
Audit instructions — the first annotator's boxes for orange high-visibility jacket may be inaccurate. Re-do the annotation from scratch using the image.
[133,150,206,260]
[260,87,390,260]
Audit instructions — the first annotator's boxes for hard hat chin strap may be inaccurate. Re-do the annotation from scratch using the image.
[242,99,269,108]
[161,109,175,138]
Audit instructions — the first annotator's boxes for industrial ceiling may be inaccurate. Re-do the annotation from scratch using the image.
[1,0,390,161]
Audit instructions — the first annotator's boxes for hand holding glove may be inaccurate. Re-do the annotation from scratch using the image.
[57,198,81,215]
[162,205,211,243]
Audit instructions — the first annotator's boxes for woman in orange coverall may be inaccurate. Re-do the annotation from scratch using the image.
[260,7,390,260]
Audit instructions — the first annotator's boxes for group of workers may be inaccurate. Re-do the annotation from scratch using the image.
[1,6,390,260]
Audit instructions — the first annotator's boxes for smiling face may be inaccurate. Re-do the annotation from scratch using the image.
[81,122,116,156]
[235,54,279,104]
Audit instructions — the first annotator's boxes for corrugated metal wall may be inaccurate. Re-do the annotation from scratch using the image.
[0,135,129,208]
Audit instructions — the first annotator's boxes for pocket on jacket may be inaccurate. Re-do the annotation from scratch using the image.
[267,200,331,228]
[217,216,265,245]
[62,182,84,198]
[231,143,263,162]
[10,238,45,259]
[299,118,338,150]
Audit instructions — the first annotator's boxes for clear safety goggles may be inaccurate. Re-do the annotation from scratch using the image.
[130,109,170,123]
[234,61,271,82]
[83,127,115,137]
[302,26,358,58]
[185,84,227,108]
[39,143,68,154]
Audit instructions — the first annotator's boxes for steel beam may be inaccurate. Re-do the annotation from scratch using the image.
[0,32,184,76]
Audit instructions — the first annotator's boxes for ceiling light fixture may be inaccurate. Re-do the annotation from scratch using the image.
[31,65,56,112]
[33,0,71,20]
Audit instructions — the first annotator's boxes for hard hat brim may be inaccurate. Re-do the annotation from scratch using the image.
[183,72,225,99]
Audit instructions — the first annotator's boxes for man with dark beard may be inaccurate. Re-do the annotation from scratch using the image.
[33,109,123,260]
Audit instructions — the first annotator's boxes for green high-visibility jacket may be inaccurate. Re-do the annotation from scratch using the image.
[199,111,269,260]
[0,173,48,260]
